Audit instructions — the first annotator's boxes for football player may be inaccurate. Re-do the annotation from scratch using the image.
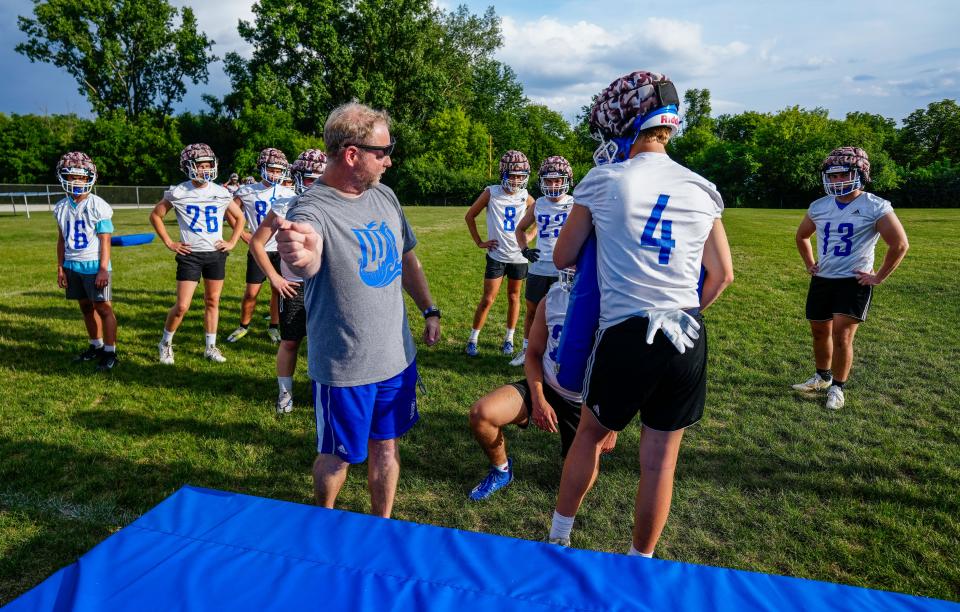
[150,143,244,364]
[464,150,536,358]
[225,148,296,344]
[547,71,734,557]
[793,147,909,410]
[53,152,119,371]
[249,149,327,413]
[223,173,241,195]
[467,269,617,500]
[510,155,575,366]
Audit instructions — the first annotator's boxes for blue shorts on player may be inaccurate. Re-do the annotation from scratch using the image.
[313,360,419,463]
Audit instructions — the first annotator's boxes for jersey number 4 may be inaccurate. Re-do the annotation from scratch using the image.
[186,205,220,233]
[641,195,676,264]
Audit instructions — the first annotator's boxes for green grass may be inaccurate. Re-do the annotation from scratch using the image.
[1,207,959,604]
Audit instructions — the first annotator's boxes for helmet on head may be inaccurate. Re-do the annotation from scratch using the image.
[180,143,218,183]
[243,176,256,184]
[56,151,97,196]
[291,149,327,194]
[558,267,576,290]
[821,146,870,197]
[538,155,572,198]
[229,172,239,181]
[257,148,290,185]
[499,150,530,193]
[589,70,681,165]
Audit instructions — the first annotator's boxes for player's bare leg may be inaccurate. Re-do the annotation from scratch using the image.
[202,279,224,334]
[810,320,833,370]
[269,287,280,325]
[830,315,860,381]
[78,298,102,340]
[367,438,400,518]
[238,282,263,326]
[469,385,528,466]
[632,425,685,555]
[277,339,300,378]
[94,301,117,346]
[164,280,199,333]
[471,277,504,331]
[506,278,523,331]
[522,299,537,340]
[313,453,349,508]
[555,405,612,517]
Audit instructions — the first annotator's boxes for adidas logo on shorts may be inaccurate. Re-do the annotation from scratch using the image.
[337,444,347,454]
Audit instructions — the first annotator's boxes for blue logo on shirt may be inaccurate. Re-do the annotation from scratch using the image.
[352,221,402,288]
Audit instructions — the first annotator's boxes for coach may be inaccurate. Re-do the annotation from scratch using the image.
[276,102,441,518]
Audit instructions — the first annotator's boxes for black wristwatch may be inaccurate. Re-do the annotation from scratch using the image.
[422,306,441,320]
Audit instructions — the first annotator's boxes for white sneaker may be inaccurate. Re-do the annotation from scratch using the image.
[508,348,526,367]
[267,327,282,344]
[548,536,571,547]
[792,373,832,392]
[276,389,294,414]
[826,385,845,410]
[226,326,249,343]
[204,345,227,363]
[158,341,174,365]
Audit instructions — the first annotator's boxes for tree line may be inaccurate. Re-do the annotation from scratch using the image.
[5,0,959,207]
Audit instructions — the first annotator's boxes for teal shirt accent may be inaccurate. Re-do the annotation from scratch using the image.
[96,219,114,233]
[63,259,111,274]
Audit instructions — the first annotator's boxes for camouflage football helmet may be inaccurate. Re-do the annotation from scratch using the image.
[499,150,530,193]
[291,149,327,194]
[257,148,290,185]
[538,155,572,198]
[56,151,97,196]
[180,143,218,183]
[821,146,870,196]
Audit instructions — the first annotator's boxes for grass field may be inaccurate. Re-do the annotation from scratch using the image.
[1,206,959,604]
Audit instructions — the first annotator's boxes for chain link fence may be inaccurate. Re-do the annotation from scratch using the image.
[0,184,170,216]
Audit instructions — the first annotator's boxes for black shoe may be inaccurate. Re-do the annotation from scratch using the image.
[74,346,104,362]
[96,351,118,372]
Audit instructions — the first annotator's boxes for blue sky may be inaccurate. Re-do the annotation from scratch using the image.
[3,0,958,124]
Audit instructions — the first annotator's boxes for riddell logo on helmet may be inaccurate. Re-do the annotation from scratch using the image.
[660,115,680,126]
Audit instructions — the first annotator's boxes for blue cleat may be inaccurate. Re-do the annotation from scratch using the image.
[469,459,513,501]
[501,340,514,355]
[465,342,479,357]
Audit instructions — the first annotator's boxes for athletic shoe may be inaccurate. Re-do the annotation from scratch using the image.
[276,389,294,414]
[826,385,845,410]
[501,340,514,355]
[508,348,526,367]
[226,326,249,343]
[468,459,513,501]
[96,351,118,372]
[74,346,103,362]
[791,373,832,392]
[158,341,174,365]
[548,537,571,547]
[204,346,227,363]
[465,342,479,357]
[267,327,282,344]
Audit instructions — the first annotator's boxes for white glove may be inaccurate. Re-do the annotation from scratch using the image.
[645,309,701,354]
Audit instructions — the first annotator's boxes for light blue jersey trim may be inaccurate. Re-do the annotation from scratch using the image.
[96,219,114,233]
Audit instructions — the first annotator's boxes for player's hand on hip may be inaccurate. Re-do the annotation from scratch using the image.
[57,267,67,289]
[274,277,300,298]
[521,247,540,263]
[214,240,235,252]
[276,220,321,269]
[423,317,441,346]
[167,241,192,255]
[646,309,701,354]
[478,239,498,250]
[807,262,820,275]
[855,270,881,286]
[531,398,558,433]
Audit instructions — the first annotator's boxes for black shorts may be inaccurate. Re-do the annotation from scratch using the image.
[805,276,872,322]
[524,273,557,303]
[64,268,111,302]
[584,314,707,432]
[507,379,581,457]
[246,250,282,285]
[279,283,307,341]
[485,254,528,280]
[176,251,228,282]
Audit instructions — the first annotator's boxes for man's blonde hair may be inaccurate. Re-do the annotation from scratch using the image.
[324,102,392,156]
[638,126,673,146]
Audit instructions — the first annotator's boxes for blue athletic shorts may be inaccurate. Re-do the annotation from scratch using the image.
[313,360,420,463]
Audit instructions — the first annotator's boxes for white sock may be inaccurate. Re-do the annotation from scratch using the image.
[278,376,294,392]
[494,460,509,472]
[103,345,116,353]
[468,329,480,343]
[628,545,653,558]
[504,328,515,343]
[522,338,529,350]
[205,333,217,348]
[90,338,104,348]
[161,329,175,344]
[549,511,575,541]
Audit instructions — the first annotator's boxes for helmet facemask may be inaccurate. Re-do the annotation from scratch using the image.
[59,167,96,196]
[822,166,862,197]
[186,157,218,183]
[558,268,576,290]
[502,172,529,194]
[261,163,289,186]
[539,173,570,198]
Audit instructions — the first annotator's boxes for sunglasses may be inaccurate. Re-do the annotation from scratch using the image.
[348,137,396,157]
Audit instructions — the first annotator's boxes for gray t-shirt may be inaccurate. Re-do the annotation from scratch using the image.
[286,182,418,386]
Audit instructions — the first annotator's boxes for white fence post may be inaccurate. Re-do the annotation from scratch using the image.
[23,193,30,219]
[136,186,140,208]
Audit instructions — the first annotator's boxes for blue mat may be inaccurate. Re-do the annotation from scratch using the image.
[110,233,154,247]
[6,486,954,611]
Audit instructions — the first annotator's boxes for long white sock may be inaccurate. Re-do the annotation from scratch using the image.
[628,545,653,558]
[549,511,574,541]
[162,329,175,344]
[278,376,293,392]
[90,338,104,348]
[504,328,516,343]
[468,329,480,343]
[494,460,509,472]
[205,333,217,348]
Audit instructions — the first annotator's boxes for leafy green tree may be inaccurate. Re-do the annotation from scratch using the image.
[17,0,215,117]
[682,88,712,132]
[0,113,83,183]
[74,111,183,184]
[897,99,960,167]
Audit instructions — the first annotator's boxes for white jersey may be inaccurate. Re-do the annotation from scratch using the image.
[541,282,582,403]
[575,152,723,329]
[235,181,296,252]
[163,181,235,253]
[529,194,574,277]
[53,194,114,263]
[270,195,302,282]
[485,185,529,264]
[808,192,893,279]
